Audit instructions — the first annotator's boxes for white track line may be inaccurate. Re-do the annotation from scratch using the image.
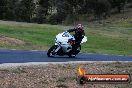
[0,61,132,68]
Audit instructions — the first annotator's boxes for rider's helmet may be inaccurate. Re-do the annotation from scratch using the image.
[75,24,84,32]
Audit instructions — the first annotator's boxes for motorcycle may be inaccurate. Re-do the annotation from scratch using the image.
[47,31,87,57]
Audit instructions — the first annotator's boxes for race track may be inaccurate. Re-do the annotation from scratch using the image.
[0,49,132,64]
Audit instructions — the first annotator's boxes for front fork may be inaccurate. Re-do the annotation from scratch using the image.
[54,43,61,53]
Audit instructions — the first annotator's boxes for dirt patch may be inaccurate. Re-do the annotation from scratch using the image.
[0,35,25,45]
[0,62,132,88]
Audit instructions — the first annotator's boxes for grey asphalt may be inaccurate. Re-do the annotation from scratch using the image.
[0,49,131,64]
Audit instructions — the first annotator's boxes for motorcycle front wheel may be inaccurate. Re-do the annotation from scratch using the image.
[47,45,57,57]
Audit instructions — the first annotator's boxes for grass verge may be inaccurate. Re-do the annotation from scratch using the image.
[0,20,131,55]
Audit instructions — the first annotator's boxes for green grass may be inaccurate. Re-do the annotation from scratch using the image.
[0,22,64,50]
[0,20,131,55]
[83,20,132,55]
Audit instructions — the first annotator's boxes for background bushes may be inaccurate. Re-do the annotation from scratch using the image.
[0,0,130,24]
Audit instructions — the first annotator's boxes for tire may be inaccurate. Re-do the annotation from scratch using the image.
[68,45,81,58]
[68,51,76,58]
[68,54,76,58]
[47,45,57,57]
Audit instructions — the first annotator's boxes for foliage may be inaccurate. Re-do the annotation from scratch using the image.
[0,0,8,19]
[15,0,35,22]
[34,0,50,23]
[108,0,127,13]
[0,0,131,24]
[48,13,58,25]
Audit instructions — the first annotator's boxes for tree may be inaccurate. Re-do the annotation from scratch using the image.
[127,0,132,7]
[82,0,111,20]
[5,0,18,20]
[56,0,69,23]
[54,0,82,24]
[0,0,8,19]
[94,0,111,19]
[15,0,35,22]
[108,0,127,13]
[35,0,50,23]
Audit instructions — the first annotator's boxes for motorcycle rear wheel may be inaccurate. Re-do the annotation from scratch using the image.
[68,45,81,58]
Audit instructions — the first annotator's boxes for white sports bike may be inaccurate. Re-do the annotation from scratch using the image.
[47,31,87,57]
